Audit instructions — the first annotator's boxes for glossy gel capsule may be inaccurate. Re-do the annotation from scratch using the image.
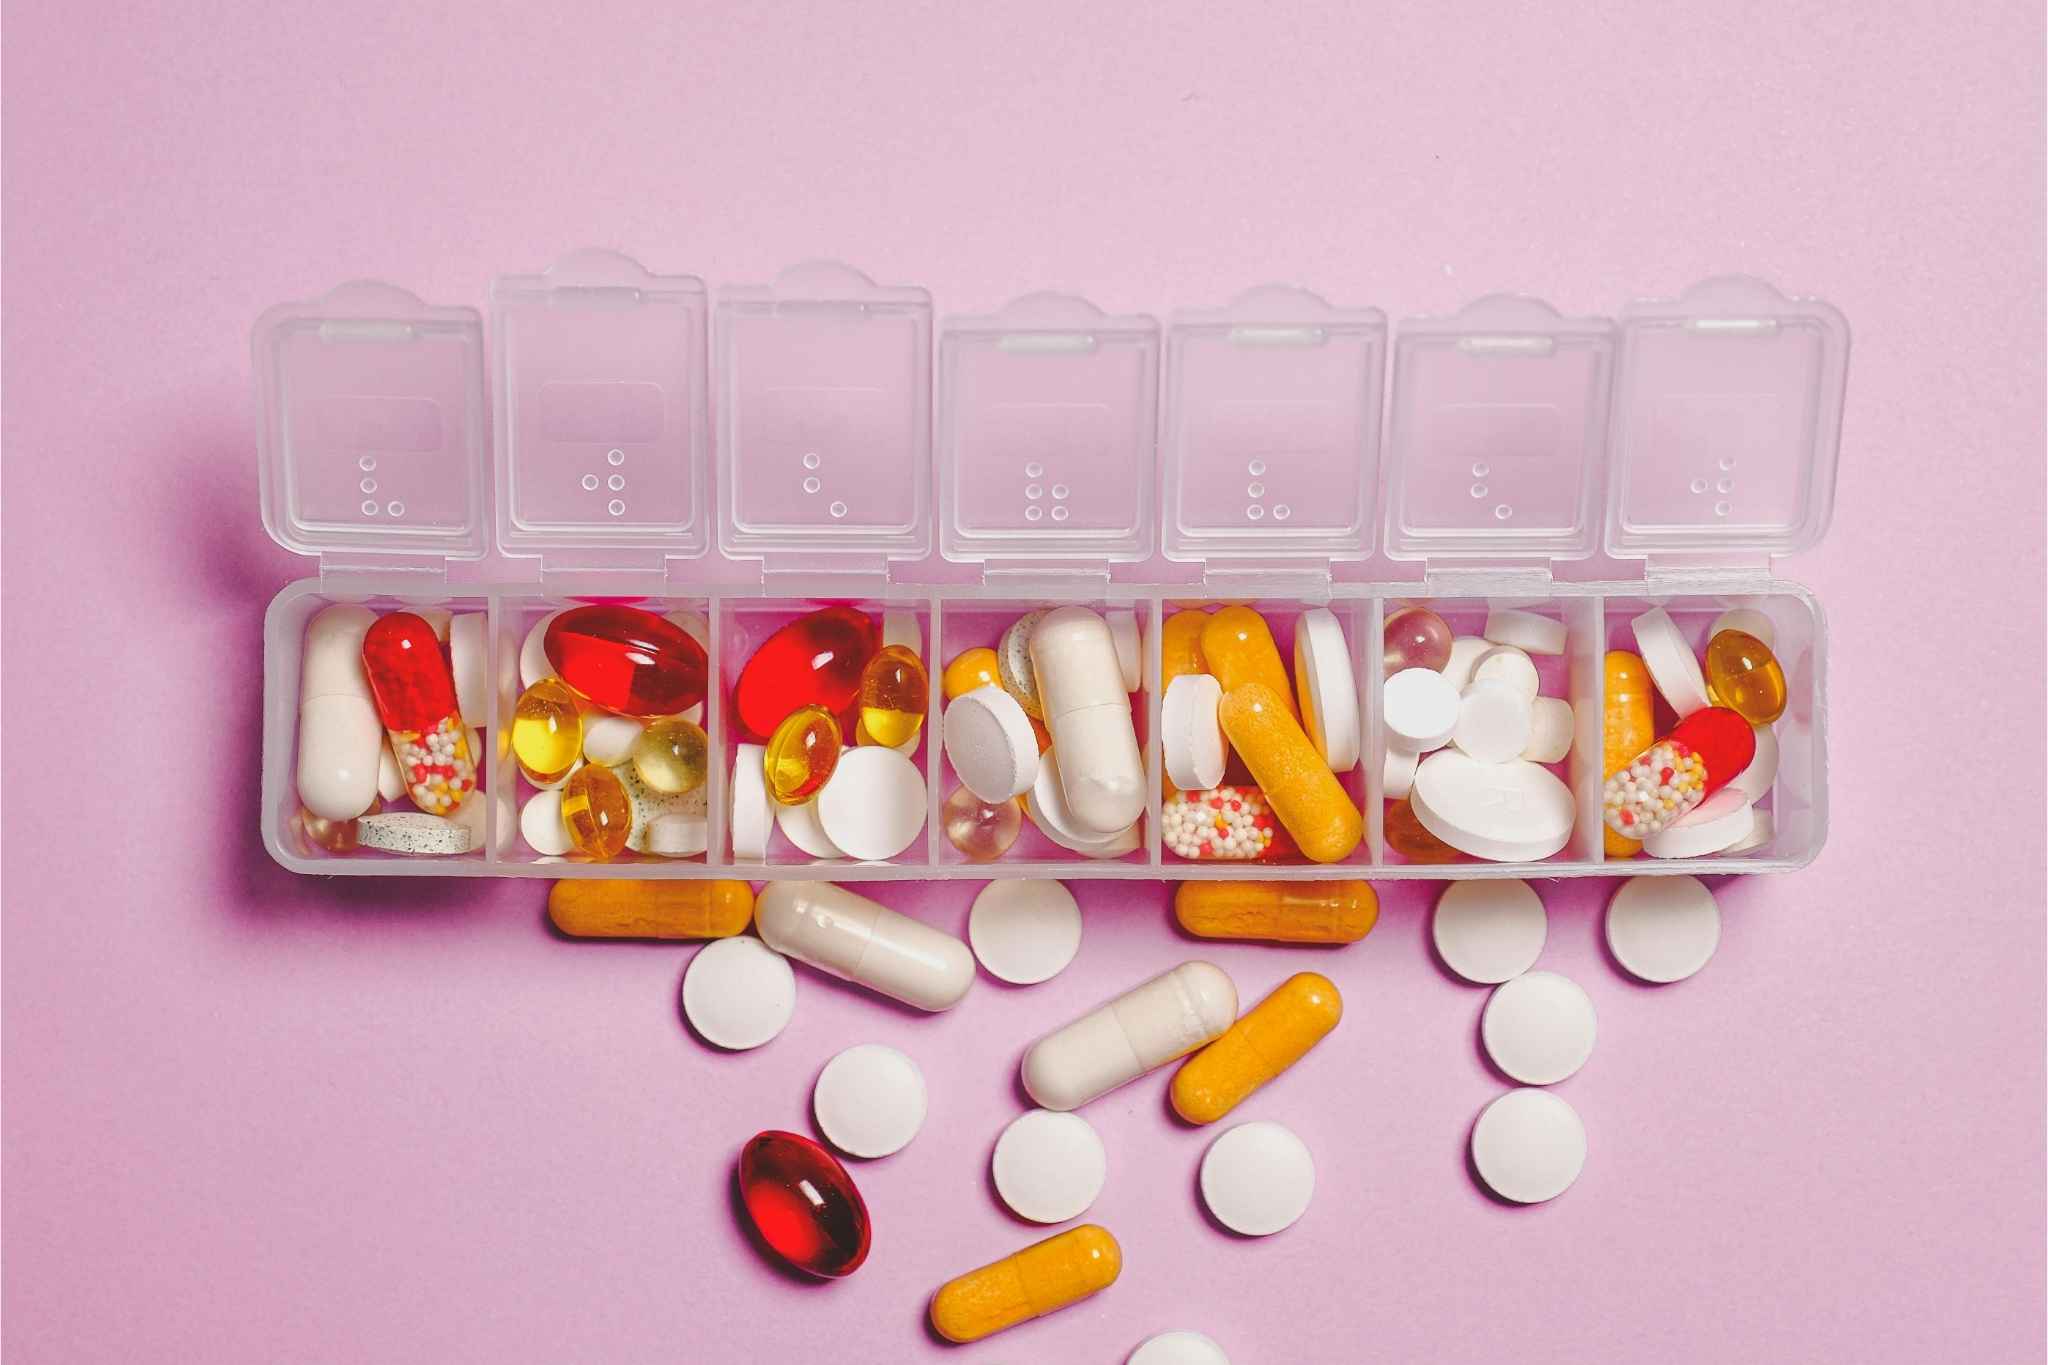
[1022,961,1238,1111]
[754,881,974,1011]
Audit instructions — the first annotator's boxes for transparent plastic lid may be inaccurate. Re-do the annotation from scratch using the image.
[714,262,932,566]
[1162,286,1385,563]
[1606,276,1849,560]
[491,250,709,558]
[1383,295,1615,562]
[938,294,1160,565]
[253,282,488,559]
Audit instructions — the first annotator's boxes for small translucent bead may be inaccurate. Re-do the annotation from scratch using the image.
[631,715,708,795]
[1703,629,1787,725]
[1383,606,1454,676]
[1385,797,1462,863]
[511,678,583,786]
[942,785,1021,861]
[560,764,633,861]
[765,705,842,805]
[858,644,929,748]
[298,808,359,853]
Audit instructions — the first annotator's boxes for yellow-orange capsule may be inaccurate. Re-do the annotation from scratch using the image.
[1173,880,1377,944]
[928,1225,1121,1344]
[1160,608,1212,690]
[1200,606,1298,722]
[547,879,754,940]
[1217,683,1361,863]
[1171,972,1342,1124]
[1602,650,1655,859]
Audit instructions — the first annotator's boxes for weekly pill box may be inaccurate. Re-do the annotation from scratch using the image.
[256,253,1843,882]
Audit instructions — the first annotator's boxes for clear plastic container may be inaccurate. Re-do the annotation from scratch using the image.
[258,259,1844,881]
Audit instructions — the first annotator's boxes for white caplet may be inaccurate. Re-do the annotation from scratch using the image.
[754,881,974,1011]
[1021,961,1236,1111]
[1483,607,1567,655]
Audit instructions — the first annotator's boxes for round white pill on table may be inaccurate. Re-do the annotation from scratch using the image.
[1128,1331,1231,1365]
[1452,680,1535,763]
[729,744,772,861]
[882,608,921,657]
[1440,635,1492,690]
[519,610,563,687]
[1724,804,1774,854]
[776,797,846,859]
[1411,751,1576,862]
[1383,746,1419,801]
[813,1044,927,1158]
[682,937,795,1050]
[1295,607,1360,772]
[1632,607,1711,717]
[1434,879,1547,984]
[1108,609,1142,692]
[1606,874,1720,982]
[1162,674,1227,791]
[1471,644,1540,700]
[1708,607,1775,651]
[1643,786,1755,859]
[1482,971,1597,1084]
[1520,696,1575,764]
[944,685,1040,803]
[969,880,1082,984]
[1384,667,1460,754]
[1471,1088,1586,1203]
[1483,607,1567,656]
[992,1109,1107,1224]
[448,612,488,721]
[581,713,644,766]
[519,789,573,855]
[815,746,926,861]
[1730,723,1778,799]
[1200,1120,1314,1236]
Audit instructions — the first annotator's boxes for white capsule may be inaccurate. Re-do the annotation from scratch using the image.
[754,881,974,1012]
[297,604,384,821]
[1021,961,1238,1111]
[1029,607,1146,835]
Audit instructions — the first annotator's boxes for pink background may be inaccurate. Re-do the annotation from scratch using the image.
[4,2,2044,1361]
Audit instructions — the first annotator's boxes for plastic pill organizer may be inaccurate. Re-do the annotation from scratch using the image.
[256,253,1845,882]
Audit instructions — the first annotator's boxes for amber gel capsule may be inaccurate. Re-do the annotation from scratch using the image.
[547,879,754,940]
[1171,972,1342,1124]
[1174,880,1377,944]
[929,1225,1121,1343]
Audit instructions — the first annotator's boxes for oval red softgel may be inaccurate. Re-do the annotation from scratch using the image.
[737,1130,871,1277]
[734,606,877,740]
[543,605,706,718]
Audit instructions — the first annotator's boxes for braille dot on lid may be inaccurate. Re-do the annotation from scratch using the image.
[387,501,405,517]
[360,477,378,494]
[1718,456,1736,470]
[358,455,377,472]
[1494,504,1512,520]
[608,474,625,491]
[829,501,848,519]
[1051,483,1068,500]
[1024,461,1045,478]
[1715,478,1731,493]
[1248,481,1266,498]
[608,499,626,516]
[1026,484,1043,500]
[1247,504,1266,520]
[1691,478,1708,494]
[1470,483,1488,498]
[1025,505,1044,522]
[361,500,379,516]
[1714,501,1731,517]
[607,449,625,466]
[582,474,600,491]
[1273,504,1291,521]
[1050,505,1069,522]
[1471,461,1490,477]
[1247,458,1268,476]
[803,477,822,494]
[802,453,822,471]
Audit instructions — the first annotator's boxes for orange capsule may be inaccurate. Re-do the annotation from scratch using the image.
[929,1226,1121,1343]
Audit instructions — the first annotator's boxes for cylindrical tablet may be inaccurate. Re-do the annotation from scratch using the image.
[1162,674,1228,791]
[1440,635,1492,690]
[755,881,975,1011]
[1471,1088,1585,1203]
[1606,875,1720,982]
[1483,607,1567,656]
[1730,722,1779,799]
[447,612,488,722]
[991,1109,1107,1223]
[730,743,772,860]
[1382,747,1419,801]
[1199,1121,1314,1236]
[813,1044,927,1158]
[1433,879,1546,984]
[1632,607,1711,717]
[1129,1331,1231,1365]
[815,746,926,861]
[1471,645,1540,700]
[1022,961,1237,1110]
[881,608,921,656]
[1520,696,1575,764]
[969,880,1083,984]
[1642,786,1755,859]
[1481,971,1596,1084]
[582,713,645,766]
[1108,609,1142,692]
[1384,668,1460,754]
[520,789,573,855]
[356,812,474,855]
[1294,608,1361,772]
[519,610,564,687]
[1452,680,1535,763]
[1724,804,1774,854]
[944,685,1040,803]
[1708,607,1775,651]
[1410,752,1576,862]
[681,937,796,1050]
[776,797,845,858]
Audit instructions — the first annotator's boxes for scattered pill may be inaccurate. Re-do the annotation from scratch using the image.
[1384,667,1461,754]
[1128,1331,1231,1365]
[1023,961,1237,1111]
[997,609,1048,718]
[1293,608,1361,772]
[755,881,974,1011]
[1411,751,1575,862]
[1520,696,1575,764]
[1482,971,1596,1084]
[1173,880,1377,944]
[1201,606,1298,723]
[580,713,644,766]
[734,606,876,739]
[775,797,845,859]
[519,609,564,687]
[1631,607,1711,717]
[1642,786,1755,858]
[1606,874,1720,982]
[929,1225,1121,1343]
[447,612,487,724]
[1707,607,1775,650]
[729,743,772,860]
[942,786,1022,861]
[815,745,927,861]
[1440,635,1492,690]
[1200,1120,1314,1236]
[1483,607,1567,656]
[1172,972,1341,1124]
[737,1130,870,1277]
[1602,706,1755,839]
[968,880,1082,984]
[356,811,475,855]
[1162,674,1228,791]
[1383,605,1454,676]
[992,1109,1107,1223]
[681,937,795,1050]
[1470,1088,1585,1203]
[1032,607,1146,835]
[520,788,573,855]
[1383,747,1419,800]
[548,878,753,939]
[545,605,707,718]
[1704,629,1788,725]
[1107,608,1142,692]
[1471,644,1540,700]
[1433,879,1547,984]
[1452,679,1535,764]
[1218,683,1363,863]
[944,684,1040,803]
[813,1044,927,1159]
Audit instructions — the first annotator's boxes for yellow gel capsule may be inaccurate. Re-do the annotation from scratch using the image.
[1704,629,1787,725]
[929,1225,1121,1344]
[1201,606,1298,723]
[1172,971,1342,1124]
[942,647,1001,702]
[1174,879,1378,944]
[1217,683,1361,863]
[547,878,753,939]
[631,715,708,795]
[858,644,929,748]
[560,764,632,861]
[511,678,584,785]
[1602,651,1655,859]
[764,705,842,805]
[1160,609,1212,689]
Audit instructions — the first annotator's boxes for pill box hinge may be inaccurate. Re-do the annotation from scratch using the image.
[316,553,448,590]
[1641,558,1774,594]
[978,558,1114,591]
[1199,564,1334,602]
[534,549,679,597]
[1420,564,1554,597]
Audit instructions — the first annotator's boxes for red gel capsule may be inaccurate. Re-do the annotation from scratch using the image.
[734,607,878,740]
[544,605,707,718]
[737,1130,871,1278]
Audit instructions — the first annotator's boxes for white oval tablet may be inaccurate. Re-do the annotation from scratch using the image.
[519,610,564,687]
[1471,644,1540,700]
[1440,635,1492,690]
[816,746,926,861]
[729,743,772,861]
[1708,607,1775,651]
[448,612,488,721]
[968,880,1082,984]
[377,746,406,802]
[813,1043,927,1158]
[881,608,921,657]
[1200,1120,1314,1237]
[581,713,644,767]
[1384,667,1460,754]
[1411,752,1576,862]
[1643,786,1754,858]
[1730,723,1778,799]
[1162,674,1228,791]
[776,797,846,859]
[992,1109,1106,1224]
[1452,680,1534,764]
[1108,608,1142,692]
[356,811,474,855]
[1482,971,1596,1085]
[646,813,708,858]
[1607,875,1720,983]
[1471,1088,1586,1203]
[944,685,1040,803]
[1520,696,1575,764]
[1483,607,1566,656]
[1725,804,1774,854]
[1382,747,1419,801]
[519,789,573,856]
[1294,608,1360,772]
[681,937,795,1050]
[1128,1331,1231,1365]
[1433,879,1546,984]
[1632,607,1710,717]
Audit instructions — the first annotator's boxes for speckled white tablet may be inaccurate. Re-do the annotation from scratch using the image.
[992,1109,1106,1224]
[1411,752,1576,862]
[882,608,922,657]
[1643,787,1754,858]
[730,744,772,861]
[1440,635,1492,690]
[1520,697,1575,764]
[816,746,926,861]
[944,685,1040,803]
[519,789,573,856]
[448,612,488,721]
[1730,723,1778,799]
[1128,1331,1231,1365]
[1108,609,1142,692]
[1200,1120,1314,1236]
[682,937,795,1050]
[1162,674,1227,791]
[813,1044,926,1158]
[519,610,564,687]
[1484,607,1567,656]
[580,713,643,767]
[1383,747,1419,801]
[776,797,846,859]
[1632,607,1711,717]
[356,811,474,855]
[1471,1088,1585,1203]
[1452,680,1534,764]
[1606,875,1720,983]
[1471,644,1540,700]
[1724,804,1774,854]
[1482,971,1596,1084]
[969,880,1082,984]
[1708,607,1775,651]
[646,814,708,858]
[1384,667,1460,754]
[1434,879,1546,984]
[1294,608,1360,772]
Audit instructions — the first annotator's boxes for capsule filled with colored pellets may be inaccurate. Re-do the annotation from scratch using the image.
[544,605,707,719]
[1174,879,1378,943]
[1200,606,1298,722]
[360,611,478,815]
[928,1225,1121,1343]
[765,705,841,804]
[1602,650,1655,858]
[547,879,752,939]
[560,763,633,860]
[737,1131,870,1278]
[734,606,876,740]
[511,677,583,786]
[1704,629,1787,725]
[857,644,928,747]
[1603,705,1755,839]
[630,715,708,795]
[1162,785,1291,860]
[1172,972,1342,1124]
[1160,608,1211,689]
[1217,682,1361,862]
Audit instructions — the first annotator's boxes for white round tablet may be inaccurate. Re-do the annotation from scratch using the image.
[1730,723,1778,800]
[646,813,708,858]
[681,937,795,1050]
[1606,875,1720,983]
[1200,1120,1314,1236]
[813,1044,927,1158]
[944,685,1040,803]
[1481,971,1596,1084]
[1483,607,1567,656]
[1452,680,1535,764]
[1162,674,1228,791]
[356,811,474,855]
[1128,1331,1231,1365]
[969,880,1082,984]
[882,607,922,657]
[1520,696,1575,764]
[1470,1088,1586,1203]
[729,743,772,861]
[519,610,564,687]
[1471,644,1540,700]
[1631,607,1711,717]
[776,797,846,859]
[1411,752,1575,862]
[448,612,488,721]
[1433,879,1546,984]
[1108,609,1142,692]
[1384,667,1460,754]
[1643,786,1754,859]
[993,1109,1107,1223]
[1383,746,1419,801]
[582,713,644,766]
[519,789,573,856]
[1440,635,1492,690]
[1724,804,1774,854]
[663,608,709,648]
[816,746,926,861]
[1708,607,1775,651]
[1294,608,1360,772]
